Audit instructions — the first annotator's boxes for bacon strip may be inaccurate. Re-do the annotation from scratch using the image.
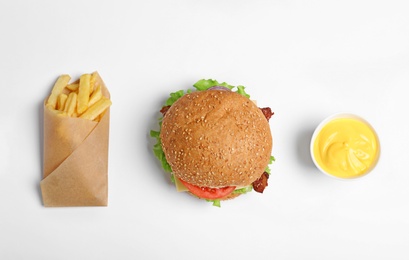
[252,172,269,193]
[160,105,171,116]
[259,107,274,122]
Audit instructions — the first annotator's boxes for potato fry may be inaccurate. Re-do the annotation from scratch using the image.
[90,73,97,95]
[77,74,91,114]
[79,97,112,121]
[66,83,79,92]
[64,92,78,117]
[47,74,71,109]
[88,85,102,108]
[56,93,68,111]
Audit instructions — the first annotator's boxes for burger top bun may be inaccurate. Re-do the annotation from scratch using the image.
[160,90,273,188]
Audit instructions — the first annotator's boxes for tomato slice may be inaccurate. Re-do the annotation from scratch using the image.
[178,178,236,200]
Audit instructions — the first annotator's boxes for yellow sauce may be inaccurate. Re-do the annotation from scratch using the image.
[313,117,379,179]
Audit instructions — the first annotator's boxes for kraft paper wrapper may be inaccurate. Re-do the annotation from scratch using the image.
[40,72,110,207]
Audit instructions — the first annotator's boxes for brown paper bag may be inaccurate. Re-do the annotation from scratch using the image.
[40,72,110,207]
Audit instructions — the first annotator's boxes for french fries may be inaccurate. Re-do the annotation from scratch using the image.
[46,72,111,122]
[46,74,71,109]
[64,92,77,117]
[66,83,79,92]
[56,93,68,111]
[77,74,91,114]
[80,97,112,121]
[88,85,102,107]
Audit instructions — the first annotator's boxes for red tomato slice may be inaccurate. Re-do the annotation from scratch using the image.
[178,178,236,200]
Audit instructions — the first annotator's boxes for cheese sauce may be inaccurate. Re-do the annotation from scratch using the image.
[312,116,379,179]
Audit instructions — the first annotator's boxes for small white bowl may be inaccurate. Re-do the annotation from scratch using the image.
[310,113,381,180]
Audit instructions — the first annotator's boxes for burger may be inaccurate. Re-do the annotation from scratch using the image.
[150,79,274,206]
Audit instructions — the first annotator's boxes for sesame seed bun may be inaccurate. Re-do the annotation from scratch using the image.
[160,90,273,188]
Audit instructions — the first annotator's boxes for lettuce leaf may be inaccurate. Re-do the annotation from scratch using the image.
[206,199,221,207]
[236,85,250,98]
[165,89,192,106]
[193,79,221,91]
[150,129,172,173]
[206,186,253,207]
[193,79,234,91]
[233,186,253,194]
[163,79,252,109]
[193,79,249,98]
[265,156,275,174]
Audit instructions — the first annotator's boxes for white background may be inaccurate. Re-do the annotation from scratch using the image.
[1,0,409,259]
